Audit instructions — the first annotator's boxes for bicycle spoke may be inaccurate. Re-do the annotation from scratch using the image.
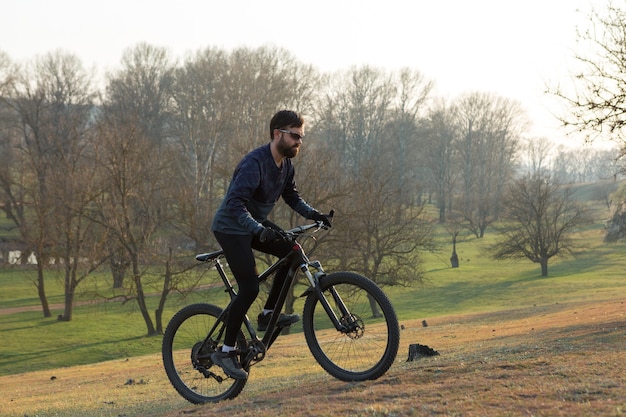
[162,304,247,403]
[303,272,399,381]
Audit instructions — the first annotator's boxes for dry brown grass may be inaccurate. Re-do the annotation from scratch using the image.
[2,298,625,417]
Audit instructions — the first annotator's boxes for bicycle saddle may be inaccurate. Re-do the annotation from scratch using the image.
[195,250,224,262]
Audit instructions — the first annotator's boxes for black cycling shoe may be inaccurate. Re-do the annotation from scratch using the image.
[257,312,300,331]
[211,350,248,380]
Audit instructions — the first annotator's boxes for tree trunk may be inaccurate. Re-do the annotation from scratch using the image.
[450,239,459,268]
[368,294,382,318]
[111,257,128,289]
[450,251,459,268]
[541,260,549,277]
[155,250,173,335]
[132,257,157,335]
[36,263,51,318]
[61,285,74,322]
[155,306,164,335]
[60,265,76,321]
[135,276,157,335]
[438,203,445,223]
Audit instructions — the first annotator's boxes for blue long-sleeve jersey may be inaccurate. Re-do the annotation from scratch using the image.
[211,143,315,235]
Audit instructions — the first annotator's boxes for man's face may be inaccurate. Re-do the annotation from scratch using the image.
[276,126,304,159]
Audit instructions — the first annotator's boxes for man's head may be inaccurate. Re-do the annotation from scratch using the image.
[269,110,304,139]
[270,110,304,159]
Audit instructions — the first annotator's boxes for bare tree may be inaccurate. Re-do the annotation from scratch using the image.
[168,47,229,251]
[551,145,579,183]
[337,157,434,286]
[313,66,434,286]
[320,66,395,176]
[94,114,172,335]
[98,43,176,335]
[0,52,102,318]
[387,68,434,206]
[421,99,460,222]
[106,42,174,145]
[0,51,111,320]
[453,92,525,237]
[488,174,590,276]
[103,42,175,288]
[444,210,467,268]
[551,1,626,152]
[218,46,310,163]
[32,52,105,321]
[520,137,553,176]
[0,56,16,243]
[1,60,54,317]
[0,51,14,90]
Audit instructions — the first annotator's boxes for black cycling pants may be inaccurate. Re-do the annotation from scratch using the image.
[213,231,293,347]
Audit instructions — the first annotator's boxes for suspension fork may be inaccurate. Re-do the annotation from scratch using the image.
[300,263,352,332]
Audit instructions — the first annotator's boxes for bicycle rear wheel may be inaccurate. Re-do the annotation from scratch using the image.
[162,303,247,403]
[303,272,400,381]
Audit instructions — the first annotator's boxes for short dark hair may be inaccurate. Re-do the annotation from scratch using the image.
[269,110,304,140]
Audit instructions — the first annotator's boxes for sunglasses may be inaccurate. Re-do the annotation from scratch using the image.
[278,129,304,141]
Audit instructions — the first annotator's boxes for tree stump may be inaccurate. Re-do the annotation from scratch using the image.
[450,251,459,268]
[406,343,440,361]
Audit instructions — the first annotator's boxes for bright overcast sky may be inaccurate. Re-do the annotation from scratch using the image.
[2,0,595,144]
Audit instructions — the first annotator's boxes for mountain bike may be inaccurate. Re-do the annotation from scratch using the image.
[162,216,400,403]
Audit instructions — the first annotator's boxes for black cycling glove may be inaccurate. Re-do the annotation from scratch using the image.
[257,227,285,243]
[311,211,333,228]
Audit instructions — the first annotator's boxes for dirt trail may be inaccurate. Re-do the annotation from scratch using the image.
[0,298,122,316]
[0,302,77,315]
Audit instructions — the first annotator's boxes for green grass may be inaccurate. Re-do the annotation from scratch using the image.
[0,307,157,374]
[0,268,67,309]
[1,200,625,377]
[387,226,626,321]
[0,266,208,309]
[0,284,232,376]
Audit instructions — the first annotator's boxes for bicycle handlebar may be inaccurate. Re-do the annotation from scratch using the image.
[282,209,334,239]
[281,222,324,242]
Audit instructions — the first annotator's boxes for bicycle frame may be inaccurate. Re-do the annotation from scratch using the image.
[197,223,352,367]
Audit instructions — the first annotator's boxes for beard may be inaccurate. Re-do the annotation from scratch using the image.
[277,136,300,158]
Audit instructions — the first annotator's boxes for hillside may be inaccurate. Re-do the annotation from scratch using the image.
[1,181,625,416]
[2,297,624,417]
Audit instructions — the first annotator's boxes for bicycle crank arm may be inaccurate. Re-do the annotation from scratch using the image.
[242,340,266,368]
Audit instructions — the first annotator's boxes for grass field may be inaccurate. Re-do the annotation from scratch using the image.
[0,196,625,416]
[2,227,623,377]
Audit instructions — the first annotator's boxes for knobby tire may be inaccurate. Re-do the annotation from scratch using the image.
[162,303,247,403]
[302,271,400,381]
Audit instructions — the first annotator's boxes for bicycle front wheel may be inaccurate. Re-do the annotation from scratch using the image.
[302,272,400,381]
[162,303,247,403]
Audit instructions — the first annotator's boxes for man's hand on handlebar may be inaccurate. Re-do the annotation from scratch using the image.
[257,227,286,243]
[311,210,333,228]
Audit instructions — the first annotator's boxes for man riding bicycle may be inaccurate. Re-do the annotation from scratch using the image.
[210,110,332,379]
